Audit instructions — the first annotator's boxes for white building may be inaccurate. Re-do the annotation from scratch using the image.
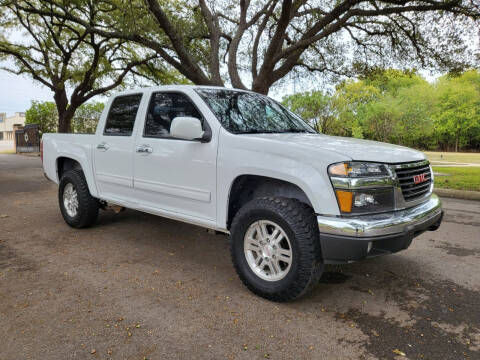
[0,112,26,140]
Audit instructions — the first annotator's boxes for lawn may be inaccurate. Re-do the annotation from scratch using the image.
[425,151,480,165]
[432,166,480,191]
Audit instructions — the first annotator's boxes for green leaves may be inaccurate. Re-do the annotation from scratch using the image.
[72,102,105,134]
[0,0,183,132]
[26,100,104,134]
[282,91,338,133]
[433,71,480,151]
[334,69,480,150]
[25,101,58,135]
[283,69,480,151]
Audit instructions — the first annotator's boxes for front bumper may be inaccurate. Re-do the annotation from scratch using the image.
[317,194,443,264]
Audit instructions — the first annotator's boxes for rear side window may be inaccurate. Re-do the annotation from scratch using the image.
[104,94,142,136]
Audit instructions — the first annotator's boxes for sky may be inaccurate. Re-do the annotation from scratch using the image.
[0,29,54,116]
[0,67,52,116]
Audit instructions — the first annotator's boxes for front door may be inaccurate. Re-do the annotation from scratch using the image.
[93,93,143,204]
[133,91,217,222]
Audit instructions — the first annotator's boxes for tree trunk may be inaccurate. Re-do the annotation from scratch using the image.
[251,77,271,95]
[57,110,76,133]
[455,134,459,152]
[54,87,72,133]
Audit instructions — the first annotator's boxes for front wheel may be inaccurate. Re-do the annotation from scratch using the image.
[58,170,99,228]
[230,197,323,302]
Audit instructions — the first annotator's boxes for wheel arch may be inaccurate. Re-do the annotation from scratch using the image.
[57,157,82,180]
[56,155,99,197]
[226,174,314,229]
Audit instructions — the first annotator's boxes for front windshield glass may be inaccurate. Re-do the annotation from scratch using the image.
[196,88,317,134]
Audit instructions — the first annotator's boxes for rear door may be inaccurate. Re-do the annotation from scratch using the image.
[132,91,217,222]
[93,93,144,204]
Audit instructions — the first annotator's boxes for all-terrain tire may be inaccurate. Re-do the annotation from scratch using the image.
[230,197,324,302]
[58,169,99,228]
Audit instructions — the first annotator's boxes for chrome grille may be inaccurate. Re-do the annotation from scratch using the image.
[394,162,432,201]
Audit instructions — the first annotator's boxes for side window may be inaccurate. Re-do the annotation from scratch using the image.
[104,94,142,136]
[144,92,202,138]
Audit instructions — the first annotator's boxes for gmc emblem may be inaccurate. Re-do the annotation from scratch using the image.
[413,173,428,184]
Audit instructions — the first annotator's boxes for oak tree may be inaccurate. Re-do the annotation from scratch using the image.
[22,0,478,95]
[0,1,166,132]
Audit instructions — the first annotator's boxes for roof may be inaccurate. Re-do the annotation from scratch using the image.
[112,85,256,97]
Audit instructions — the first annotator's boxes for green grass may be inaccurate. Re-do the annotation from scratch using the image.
[432,166,480,191]
[0,149,15,154]
[425,151,480,165]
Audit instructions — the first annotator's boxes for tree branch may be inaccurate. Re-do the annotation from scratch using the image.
[199,0,223,85]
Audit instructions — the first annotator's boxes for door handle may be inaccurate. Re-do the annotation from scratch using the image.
[136,145,153,154]
[97,142,109,151]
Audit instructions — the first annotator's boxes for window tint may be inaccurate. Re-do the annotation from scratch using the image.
[196,89,315,134]
[104,94,142,136]
[144,92,202,138]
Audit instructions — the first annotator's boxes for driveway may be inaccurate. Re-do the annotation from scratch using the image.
[0,154,479,359]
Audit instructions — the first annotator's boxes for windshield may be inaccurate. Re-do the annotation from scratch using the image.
[195,88,316,134]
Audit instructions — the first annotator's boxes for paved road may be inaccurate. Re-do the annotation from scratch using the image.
[0,154,479,360]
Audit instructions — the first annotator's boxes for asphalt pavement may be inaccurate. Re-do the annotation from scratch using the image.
[0,154,479,359]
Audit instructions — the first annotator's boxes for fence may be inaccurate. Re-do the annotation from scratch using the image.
[15,124,40,153]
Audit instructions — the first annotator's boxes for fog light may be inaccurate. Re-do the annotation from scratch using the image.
[334,188,395,215]
[367,241,373,253]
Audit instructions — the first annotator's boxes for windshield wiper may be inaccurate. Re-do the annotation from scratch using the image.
[235,128,314,134]
[271,128,313,133]
[284,129,311,133]
[235,129,282,134]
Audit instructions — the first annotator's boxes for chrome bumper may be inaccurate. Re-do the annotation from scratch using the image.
[317,194,442,238]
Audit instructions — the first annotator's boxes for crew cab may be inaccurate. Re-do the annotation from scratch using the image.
[42,85,443,301]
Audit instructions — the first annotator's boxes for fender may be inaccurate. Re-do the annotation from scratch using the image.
[217,160,340,229]
[48,135,100,198]
[216,128,349,230]
[56,153,99,198]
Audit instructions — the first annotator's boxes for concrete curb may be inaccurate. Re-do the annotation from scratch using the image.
[434,188,480,201]
[20,152,40,157]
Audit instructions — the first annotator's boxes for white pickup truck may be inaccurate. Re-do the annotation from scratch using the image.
[42,85,443,301]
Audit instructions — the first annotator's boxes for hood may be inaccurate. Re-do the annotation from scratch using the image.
[243,133,425,163]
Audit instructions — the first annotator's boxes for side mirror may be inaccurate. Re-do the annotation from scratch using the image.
[170,116,209,142]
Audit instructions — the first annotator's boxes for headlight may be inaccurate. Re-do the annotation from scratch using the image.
[328,162,389,177]
[329,162,394,215]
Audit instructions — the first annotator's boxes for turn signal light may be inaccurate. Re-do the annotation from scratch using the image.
[335,190,353,213]
[329,163,351,176]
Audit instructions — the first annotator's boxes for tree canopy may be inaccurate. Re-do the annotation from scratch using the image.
[282,69,480,151]
[0,0,181,132]
[7,0,479,96]
[1,1,479,134]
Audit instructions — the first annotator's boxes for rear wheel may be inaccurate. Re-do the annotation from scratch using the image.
[230,197,323,302]
[58,170,99,228]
